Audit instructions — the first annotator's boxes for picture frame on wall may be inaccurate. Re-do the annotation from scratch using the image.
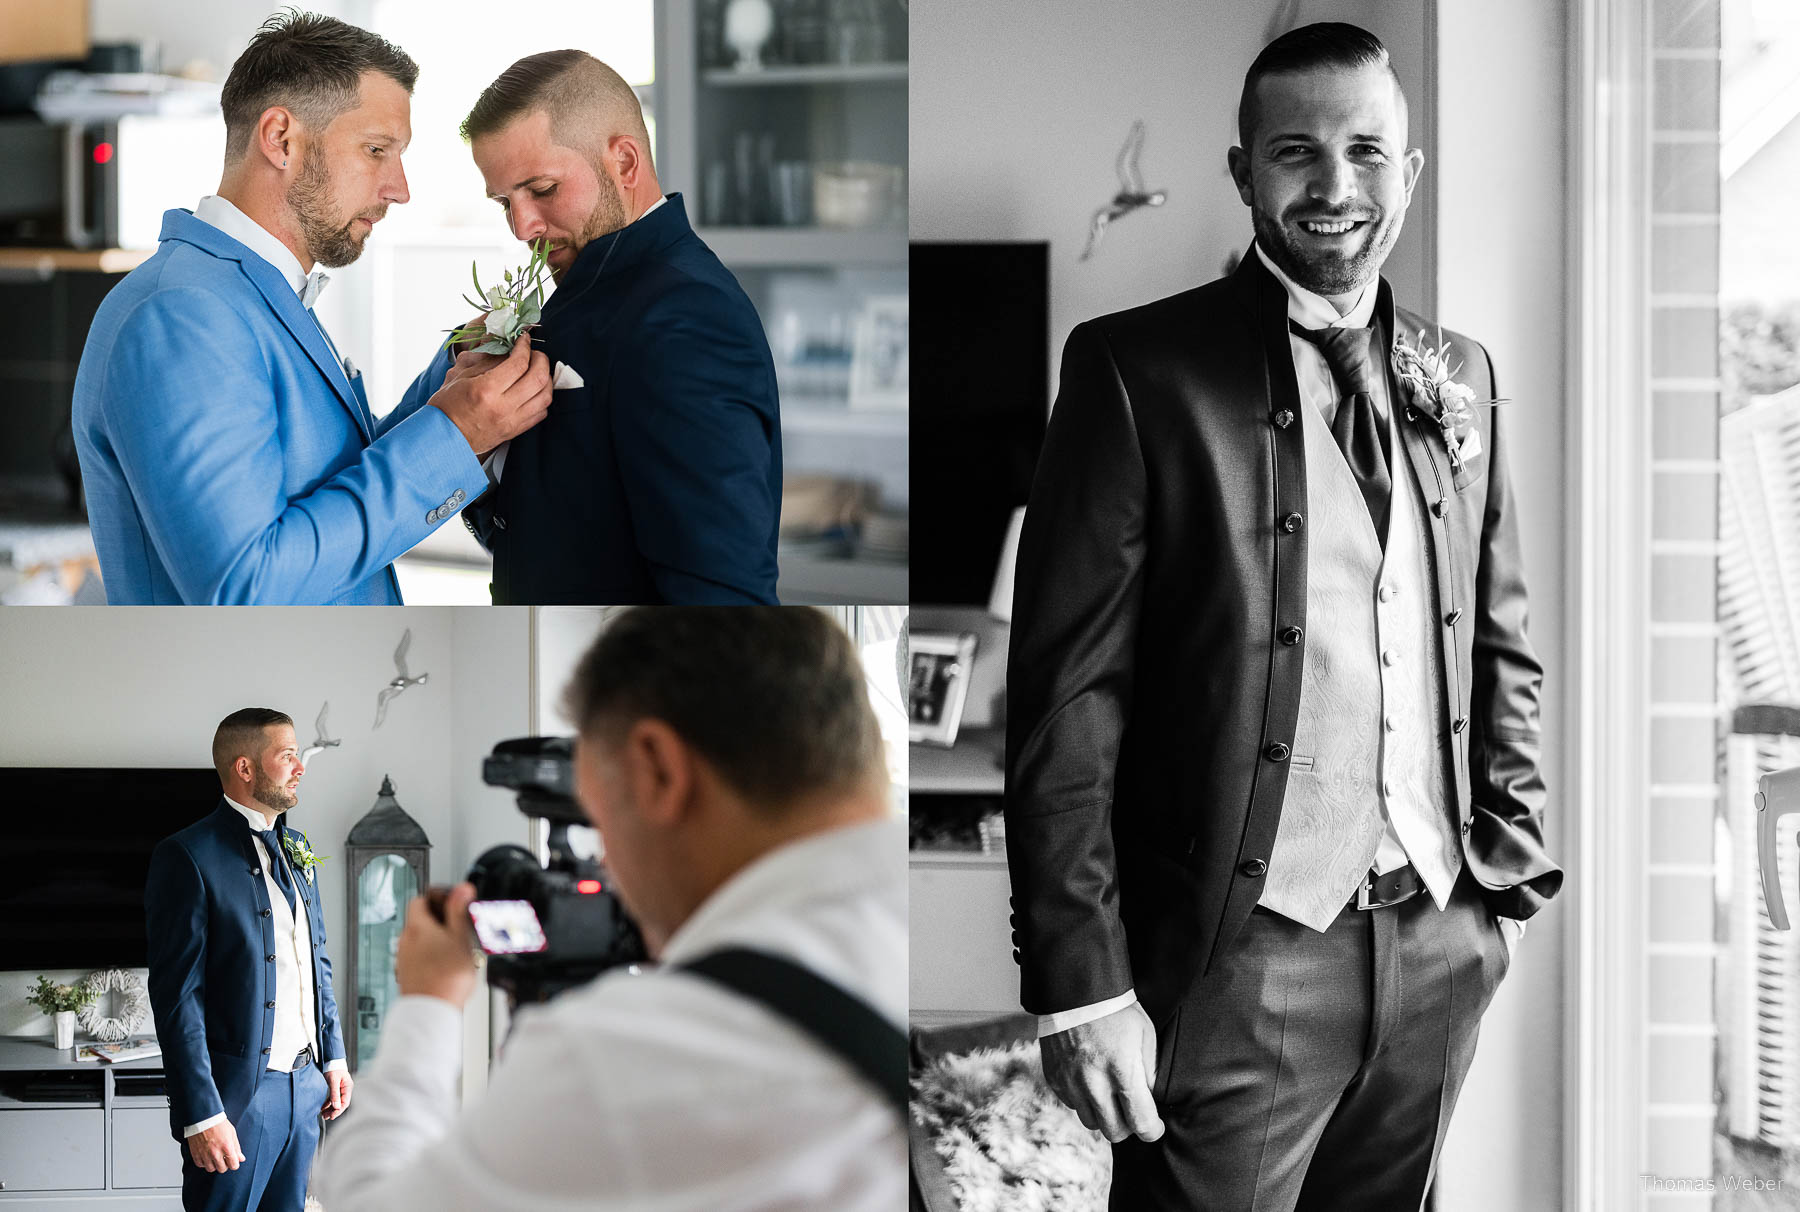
[908,630,977,747]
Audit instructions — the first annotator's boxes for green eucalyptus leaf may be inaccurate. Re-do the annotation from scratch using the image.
[474,338,512,355]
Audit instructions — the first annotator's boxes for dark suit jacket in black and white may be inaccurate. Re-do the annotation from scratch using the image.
[1003,249,1564,1025]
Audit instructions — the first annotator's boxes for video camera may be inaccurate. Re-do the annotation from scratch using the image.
[448,736,646,1004]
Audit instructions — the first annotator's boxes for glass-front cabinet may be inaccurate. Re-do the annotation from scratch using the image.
[656,0,909,605]
[342,777,431,1072]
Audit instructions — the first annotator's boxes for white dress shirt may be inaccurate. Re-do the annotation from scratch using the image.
[181,798,344,1137]
[1037,248,1518,1040]
[317,815,906,1212]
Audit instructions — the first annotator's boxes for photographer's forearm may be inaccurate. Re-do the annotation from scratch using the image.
[315,995,462,1212]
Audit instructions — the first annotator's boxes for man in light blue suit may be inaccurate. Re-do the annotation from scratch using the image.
[72,12,554,604]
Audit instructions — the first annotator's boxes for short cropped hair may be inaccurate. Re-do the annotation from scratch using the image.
[220,10,418,158]
[460,48,651,163]
[1238,22,1404,149]
[212,707,294,776]
[563,608,882,810]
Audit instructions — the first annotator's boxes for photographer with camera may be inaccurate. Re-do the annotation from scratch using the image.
[315,607,903,1211]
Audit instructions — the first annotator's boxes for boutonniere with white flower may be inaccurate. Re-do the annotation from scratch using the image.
[281,832,327,886]
[1390,329,1510,473]
[443,239,551,354]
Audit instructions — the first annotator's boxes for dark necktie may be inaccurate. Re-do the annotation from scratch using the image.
[256,827,297,913]
[1289,320,1393,541]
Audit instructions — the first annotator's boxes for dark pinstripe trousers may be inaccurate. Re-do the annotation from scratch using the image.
[1109,864,1513,1211]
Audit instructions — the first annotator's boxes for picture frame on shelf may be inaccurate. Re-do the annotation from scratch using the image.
[849,292,909,411]
[909,630,977,746]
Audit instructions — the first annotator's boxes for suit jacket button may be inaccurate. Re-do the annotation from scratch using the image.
[1273,409,1295,429]
[261,1047,271,1055]
[1406,408,1419,422]
[1461,820,1472,835]
[1453,717,1469,734]
[266,954,275,962]
[260,909,272,918]
[251,867,260,875]
[1266,742,1290,762]
[1282,512,1303,534]
[1240,858,1268,878]
[1445,608,1464,626]
[1280,626,1302,645]
[1432,499,1448,518]
[265,1001,275,1009]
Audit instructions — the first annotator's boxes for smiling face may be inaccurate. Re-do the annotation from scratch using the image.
[1228,63,1422,301]
[248,723,304,815]
[472,109,628,282]
[286,70,412,269]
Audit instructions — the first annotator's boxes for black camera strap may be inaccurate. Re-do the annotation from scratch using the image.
[677,948,907,1117]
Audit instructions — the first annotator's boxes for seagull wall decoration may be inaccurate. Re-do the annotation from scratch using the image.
[299,702,340,765]
[1080,119,1168,262]
[373,629,430,729]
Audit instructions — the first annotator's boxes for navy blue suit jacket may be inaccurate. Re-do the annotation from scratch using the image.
[143,801,345,1140]
[403,194,782,603]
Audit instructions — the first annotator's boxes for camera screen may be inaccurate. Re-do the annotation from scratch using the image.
[468,899,549,955]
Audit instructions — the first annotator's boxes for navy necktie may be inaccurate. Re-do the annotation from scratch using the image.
[1289,320,1393,542]
[256,828,297,913]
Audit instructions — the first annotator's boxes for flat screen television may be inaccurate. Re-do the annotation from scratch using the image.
[0,767,222,972]
[909,240,1049,605]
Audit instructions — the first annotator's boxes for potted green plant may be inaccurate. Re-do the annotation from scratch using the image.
[26,975,94,1050]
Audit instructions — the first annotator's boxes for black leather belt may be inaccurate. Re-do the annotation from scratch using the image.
[1354,864,1425,910]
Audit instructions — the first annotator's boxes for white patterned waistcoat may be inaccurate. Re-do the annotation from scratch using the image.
[1258,391,1462,931]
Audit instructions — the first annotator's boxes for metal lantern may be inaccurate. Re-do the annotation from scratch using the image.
[342,775,430,1071]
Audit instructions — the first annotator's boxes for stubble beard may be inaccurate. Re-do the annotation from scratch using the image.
[287,152,379,270]
[251,766,298,815]
[549,173,630,285]
[1250,201,1400,299]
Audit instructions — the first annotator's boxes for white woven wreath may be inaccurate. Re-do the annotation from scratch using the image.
[77,969,150,1042]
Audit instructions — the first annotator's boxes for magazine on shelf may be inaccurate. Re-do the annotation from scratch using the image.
[76,1039,162,1063]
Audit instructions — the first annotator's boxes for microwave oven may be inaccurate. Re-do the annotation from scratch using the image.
[0,113,224,250]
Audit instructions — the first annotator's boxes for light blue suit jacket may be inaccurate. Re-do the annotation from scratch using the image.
[72,208,489,603]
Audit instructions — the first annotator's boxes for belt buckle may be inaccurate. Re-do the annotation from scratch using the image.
[1356,875,1378,910]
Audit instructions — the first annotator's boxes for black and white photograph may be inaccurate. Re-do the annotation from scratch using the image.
[908,0,1800,1209]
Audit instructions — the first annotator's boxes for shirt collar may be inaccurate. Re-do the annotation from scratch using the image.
[637,194,668,222]
[193,194,330,307]
[1254,241,1378,331]
[224,795,282,834]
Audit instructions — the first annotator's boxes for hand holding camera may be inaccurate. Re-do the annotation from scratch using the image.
[397,881,481,1009]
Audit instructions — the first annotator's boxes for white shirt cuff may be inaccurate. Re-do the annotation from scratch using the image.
[1037,989,1138,1039]
[182,1111,226,1137]
[324,1058,348,1073]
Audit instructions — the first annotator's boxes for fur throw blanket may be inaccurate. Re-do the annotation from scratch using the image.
[911,1041,1110,1212]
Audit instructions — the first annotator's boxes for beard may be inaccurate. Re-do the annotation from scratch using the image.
[287,152,382,270]
[551,173,630,283]
[251,765,298,815]
[1250,198,1402,299]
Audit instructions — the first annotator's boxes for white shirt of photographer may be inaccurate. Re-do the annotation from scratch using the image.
[315,815,906,1212]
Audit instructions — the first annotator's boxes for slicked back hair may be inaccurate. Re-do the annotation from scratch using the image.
[563,608,882,813]
[220,9,418,160]
[1237,21,1404,150]
[212,707,294,778]
[461,49,651,165]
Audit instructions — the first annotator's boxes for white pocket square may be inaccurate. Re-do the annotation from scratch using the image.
[342,356,359,380]
[552,361,584,389]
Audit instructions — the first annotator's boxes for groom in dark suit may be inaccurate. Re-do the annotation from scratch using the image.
[400,49,782,605]
[1004,23,1562,1211]
[144,708,350,1212]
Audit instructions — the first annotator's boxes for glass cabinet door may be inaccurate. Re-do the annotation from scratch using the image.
[355,854,418,1066]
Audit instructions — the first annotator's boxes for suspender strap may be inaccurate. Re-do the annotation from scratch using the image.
[677,947,907,1117]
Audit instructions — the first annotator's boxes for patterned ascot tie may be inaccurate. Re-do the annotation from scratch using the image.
[1289,320,1393,542]
[256,827,297,913]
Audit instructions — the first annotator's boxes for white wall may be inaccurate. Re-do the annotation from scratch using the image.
[0,606,531,1049]
[909,0,1431,401]
[1431,1,1568,1209]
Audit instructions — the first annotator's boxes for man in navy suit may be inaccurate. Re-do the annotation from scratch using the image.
[145,708,351,1212]
[397,50,782,604]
